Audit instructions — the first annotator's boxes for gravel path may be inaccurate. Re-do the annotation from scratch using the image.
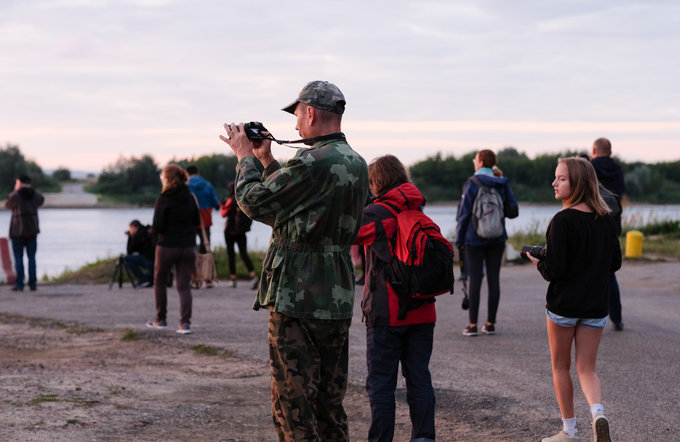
[1,260,679,441]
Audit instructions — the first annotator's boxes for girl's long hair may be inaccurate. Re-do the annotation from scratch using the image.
[559,157,610,216]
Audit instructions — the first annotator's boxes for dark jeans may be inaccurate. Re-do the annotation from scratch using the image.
[123,254,153,284]
[153,245,195,325]
[195,227,211,254]
[268,312,351,441]
[465,242,505,325]
[608,272,623,326]
[11,237,37,290]
[366,323,436,442]
[225,232,254,275]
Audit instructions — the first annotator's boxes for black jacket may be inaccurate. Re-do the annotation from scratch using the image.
[538,209,622,318]
[4,187,45,238]
[591,156,625,196]
[152,185,200,248]
[126,227,155,261]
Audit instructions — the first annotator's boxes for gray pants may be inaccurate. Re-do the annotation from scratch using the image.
[153,245,196,325]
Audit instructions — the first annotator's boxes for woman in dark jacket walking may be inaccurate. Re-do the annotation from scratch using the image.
[455,149,518,336]
[147,164,200,335]
[354,155,436,442]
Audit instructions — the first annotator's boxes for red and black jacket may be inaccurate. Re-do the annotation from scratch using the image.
[354,182,436,327]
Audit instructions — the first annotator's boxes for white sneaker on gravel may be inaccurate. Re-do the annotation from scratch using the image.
[176,324,192,335]
[592,413,611,442]
[542,430,580,441]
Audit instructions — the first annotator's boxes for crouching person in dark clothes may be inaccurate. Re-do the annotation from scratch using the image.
[220,80,369,440]
[124,220,155,287]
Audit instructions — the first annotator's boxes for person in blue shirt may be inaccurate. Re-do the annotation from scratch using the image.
[455,149,519,336]
[186,165,220,288]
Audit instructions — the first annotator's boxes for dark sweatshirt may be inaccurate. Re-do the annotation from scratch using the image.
[152,185,200,248]
[537,209,622,318]
[4,187,45,238]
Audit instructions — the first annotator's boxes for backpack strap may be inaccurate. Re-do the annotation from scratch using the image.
[374,199,400,217]
[470,175,484,190]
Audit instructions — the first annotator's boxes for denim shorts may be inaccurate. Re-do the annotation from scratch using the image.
[546,310,607,329]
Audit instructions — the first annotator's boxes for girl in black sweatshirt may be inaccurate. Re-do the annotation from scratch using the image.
[527,157,621,442]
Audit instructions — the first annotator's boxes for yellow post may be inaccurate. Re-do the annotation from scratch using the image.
[625,230,644,258]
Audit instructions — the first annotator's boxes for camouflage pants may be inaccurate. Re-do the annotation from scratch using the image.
[268,312,351,441]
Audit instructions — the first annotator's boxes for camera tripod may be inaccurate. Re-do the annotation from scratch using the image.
[109,255,138,290]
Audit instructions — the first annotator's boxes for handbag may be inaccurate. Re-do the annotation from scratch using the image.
[191,195,218,284]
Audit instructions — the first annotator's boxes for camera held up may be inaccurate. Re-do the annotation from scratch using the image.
[244,122,269,141]
[520,245,546,261]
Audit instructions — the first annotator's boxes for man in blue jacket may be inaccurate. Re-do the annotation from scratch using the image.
[186,165,220,256]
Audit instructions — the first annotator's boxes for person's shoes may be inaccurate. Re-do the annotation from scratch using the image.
[137,280,153,288]
[146,320,167,329]
[176,324,192,335]
[205,281,213,289]
[463,325,478,336]
[541,430,580,441]
[230,279,237,288]
[592,413,611,442]
[250,276,259,290]
[482,323,495,335]
[613,322,624,331]
[191,280,201,289]
[11,286,23,292]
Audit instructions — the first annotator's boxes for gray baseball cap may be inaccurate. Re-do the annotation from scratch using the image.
[282,80,346,115]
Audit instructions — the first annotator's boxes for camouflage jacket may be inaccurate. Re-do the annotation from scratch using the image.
[235,137,368,319]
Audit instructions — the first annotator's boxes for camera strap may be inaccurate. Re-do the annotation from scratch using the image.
[272,132,346,146]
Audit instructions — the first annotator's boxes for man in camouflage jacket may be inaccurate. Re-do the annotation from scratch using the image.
[220,80,369,441]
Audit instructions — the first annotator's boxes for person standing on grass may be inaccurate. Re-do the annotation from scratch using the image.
[187,164,220,288]
[527,157,621,442]
[220,180,257,289]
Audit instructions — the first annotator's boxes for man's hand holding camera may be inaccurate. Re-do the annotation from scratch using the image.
[220,122,275,168]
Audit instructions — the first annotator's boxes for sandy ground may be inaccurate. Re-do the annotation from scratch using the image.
[1,260,679,441]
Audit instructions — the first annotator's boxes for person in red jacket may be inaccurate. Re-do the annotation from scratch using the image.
[220,181,257,289]
[354,155,436,442]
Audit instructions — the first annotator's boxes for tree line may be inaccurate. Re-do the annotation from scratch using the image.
[2,144,679,204]
[411,147,680,203]
[0,144,60,197]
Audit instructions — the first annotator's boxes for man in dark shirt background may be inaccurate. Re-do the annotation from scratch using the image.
[124,219,155,287]
[591,137,626,330]
[4,174,44,292]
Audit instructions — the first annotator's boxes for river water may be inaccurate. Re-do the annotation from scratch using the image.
[1,204,678,279]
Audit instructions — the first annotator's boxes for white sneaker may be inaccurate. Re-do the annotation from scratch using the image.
[176,324,192,335]
[542,430,580,441]
[592,413,611,442]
